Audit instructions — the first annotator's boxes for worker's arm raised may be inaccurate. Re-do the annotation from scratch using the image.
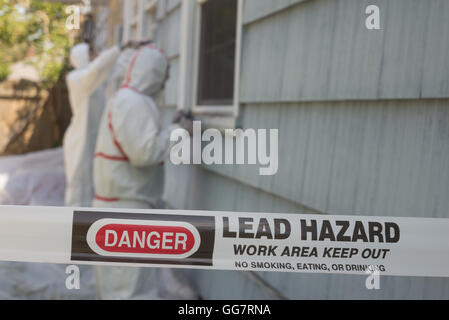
[80,46,121,95]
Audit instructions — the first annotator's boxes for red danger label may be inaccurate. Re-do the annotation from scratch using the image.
[71,211,215,266]
[87,219,201,259]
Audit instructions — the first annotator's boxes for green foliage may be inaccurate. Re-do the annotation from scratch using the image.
[0,62,10,81]
[0,0,71,84]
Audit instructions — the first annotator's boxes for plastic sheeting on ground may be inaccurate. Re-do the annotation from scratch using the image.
[0,148,199,300]
[0,148,95,299]
[0,148,66,206]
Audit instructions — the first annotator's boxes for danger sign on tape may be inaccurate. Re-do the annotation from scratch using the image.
[72,211,214,266]
[0,206,448,277]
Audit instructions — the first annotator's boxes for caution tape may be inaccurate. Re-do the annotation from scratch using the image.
[0,206,448,277]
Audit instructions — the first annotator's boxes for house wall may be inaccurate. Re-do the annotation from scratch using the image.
[120,0,449,299]
[155,0,181,108]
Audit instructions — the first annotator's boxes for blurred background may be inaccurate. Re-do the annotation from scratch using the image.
[0,0,448,299]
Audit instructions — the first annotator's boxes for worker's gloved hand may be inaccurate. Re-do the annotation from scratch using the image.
[172,110,187,124]
[120,41,140,51]
[138,39,153,47]
[179,118,193,136]
[184,111,193,120]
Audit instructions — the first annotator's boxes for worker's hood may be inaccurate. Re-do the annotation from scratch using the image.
[123,45,168,97]
[70,43,90,69]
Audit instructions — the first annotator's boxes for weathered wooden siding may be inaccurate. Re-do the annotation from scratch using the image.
[156,0,181,107]
[258,272,449,299]
[241,0,449,102]
[157,0,449,299]
[243,0,307,24]
[206,99,449,219]
[199,0,449,219]
[164,158,449,299]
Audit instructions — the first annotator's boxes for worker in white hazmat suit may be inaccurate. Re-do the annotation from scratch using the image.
[92,45,196,299]
[63,43,121,207]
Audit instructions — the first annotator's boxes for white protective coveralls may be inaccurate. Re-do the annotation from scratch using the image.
[93,45,179,208]
[64,43,120,207]
[92,45,196,300]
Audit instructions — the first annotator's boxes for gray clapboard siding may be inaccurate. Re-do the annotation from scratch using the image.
[156,0,166,20]
[243,0,308,25]
[163,158,316,214]
[164,58,179,106]
[166,0,181,13]
[205,99,449,218]
[160,106,449,300]
[189,270,275,300]
[259,272,449,299]
[155,6,181,58]
[156,4,181,107]
[240,0,449,103]
[155,0,449,299]
[163,159,449,299]
[158,0,181,20]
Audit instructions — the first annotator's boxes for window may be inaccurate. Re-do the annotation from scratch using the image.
[196,0,237,106]
[179,0,242,121]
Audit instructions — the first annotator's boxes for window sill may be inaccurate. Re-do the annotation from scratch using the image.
[192,113,238,131]
[192,105,235,115]
[191,105,238,130]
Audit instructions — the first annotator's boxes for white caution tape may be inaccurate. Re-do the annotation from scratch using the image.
[0,206,448,277]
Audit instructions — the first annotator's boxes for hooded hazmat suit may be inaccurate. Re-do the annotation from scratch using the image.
[92,45,196,300]
[93,45,180,209]
[64,43,120,207]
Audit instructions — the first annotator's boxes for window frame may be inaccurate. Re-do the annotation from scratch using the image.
[179,0,243,121]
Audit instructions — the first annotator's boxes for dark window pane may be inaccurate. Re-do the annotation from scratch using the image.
[197,0,237,106]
